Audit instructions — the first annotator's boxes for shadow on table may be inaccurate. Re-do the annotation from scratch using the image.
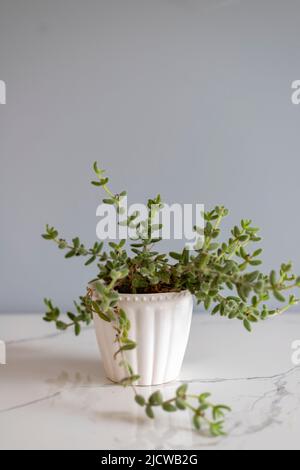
[1,343,108,386]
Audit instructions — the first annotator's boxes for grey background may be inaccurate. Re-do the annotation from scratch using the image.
[0,0,299,313]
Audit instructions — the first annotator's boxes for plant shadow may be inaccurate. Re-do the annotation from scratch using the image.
[1,343,107,387]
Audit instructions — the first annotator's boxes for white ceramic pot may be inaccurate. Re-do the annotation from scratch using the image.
[92,291,193,386]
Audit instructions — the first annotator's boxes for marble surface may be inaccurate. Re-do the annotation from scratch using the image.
[0,313,300,450]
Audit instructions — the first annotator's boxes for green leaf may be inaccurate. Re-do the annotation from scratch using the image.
[204,297,211,310]
[162,402,177,412]
[243,319,252,332]
[237,284,248,302]
[149,391,163,406]
[67,312,76,321]
[58,240,68,249]
[212,304,220,315]
[208,243,219,252]
[270,270,277,287]
[253,249,263,257]
[210,421,225,437]
[199,393,211,403]
[120,375,140,386]
[135,395,145,407]
[119,341,137,352]
[145,405,155,419]
[92,302,111,322]
[217,405,231,413]
[248,313,259,323]
[228,311,239,319]
[273,290,285,303]
[93,161,99,173]
[198,403,209,411]
[175,398,186,410]
[43,316,52,322]
[42,234,53,240]
[193,414,201,430]
[72,237,80,249]
[176,383,188,397]
[261,309,269,320]
[246,271,259,283]
[131,243,145,249]
[249,260,262,266]
[56,321,68,331]
[169,252,182,261]
[85,256,96,266]
[213,405,231,420]
[94,282,106,296]
[74,323,81,336]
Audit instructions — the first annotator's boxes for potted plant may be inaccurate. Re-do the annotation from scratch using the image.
[42,163,300,436]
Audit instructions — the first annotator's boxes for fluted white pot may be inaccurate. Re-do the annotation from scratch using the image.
[92,291,193,386]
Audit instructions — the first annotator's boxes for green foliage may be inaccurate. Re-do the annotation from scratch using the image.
[42,162,300,437]
[134,383,230,436]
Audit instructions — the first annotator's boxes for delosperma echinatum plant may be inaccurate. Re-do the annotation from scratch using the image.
[42,163,300,436]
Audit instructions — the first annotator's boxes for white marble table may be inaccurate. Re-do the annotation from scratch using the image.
[0,313,300,450]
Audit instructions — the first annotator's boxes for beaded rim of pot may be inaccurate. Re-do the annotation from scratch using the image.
[118,291,190,303]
